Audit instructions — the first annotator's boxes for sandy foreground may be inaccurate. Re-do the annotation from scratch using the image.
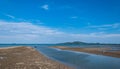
[0,46,73,69]
[52,46,120,58]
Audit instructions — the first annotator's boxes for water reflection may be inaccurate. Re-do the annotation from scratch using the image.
[37,46,120,69]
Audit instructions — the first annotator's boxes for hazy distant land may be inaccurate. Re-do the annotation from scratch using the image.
[57,41,120,45]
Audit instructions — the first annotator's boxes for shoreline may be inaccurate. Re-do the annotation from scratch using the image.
[0,46,22,49]
[52,46,120,58]
[0,46,73,69]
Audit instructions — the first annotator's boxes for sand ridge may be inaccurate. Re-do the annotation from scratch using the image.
[0,46,73,69]
[52,46,120,58]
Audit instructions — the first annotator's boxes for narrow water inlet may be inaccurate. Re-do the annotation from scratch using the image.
[37,46,120,69]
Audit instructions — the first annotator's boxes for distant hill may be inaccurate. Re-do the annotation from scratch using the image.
[57,41,100,45]
[57,41,120,45]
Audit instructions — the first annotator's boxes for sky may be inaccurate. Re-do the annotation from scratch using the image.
[0,0,120,44]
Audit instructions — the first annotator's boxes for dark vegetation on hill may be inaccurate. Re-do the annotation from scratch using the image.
[57,41,120,45]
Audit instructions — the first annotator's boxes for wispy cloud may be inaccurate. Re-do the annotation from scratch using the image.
[87,23,120,31]
[41,4,49,10]
[71,16,78,19]
[88,23,120,28]
[0,20,120,43]
[5,14,15,19]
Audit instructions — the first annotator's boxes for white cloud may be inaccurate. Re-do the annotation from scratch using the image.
[88,23,120,29]
[71,16,78,19]
[41,4,49,10]
[0,20,120,43]
[87,23,120,31]
[0,20,65,43]
[5,14,15,19]
[0,20,62,35]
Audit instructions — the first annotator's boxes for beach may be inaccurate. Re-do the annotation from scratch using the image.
[52,46,120,58]
[0,46,73,69]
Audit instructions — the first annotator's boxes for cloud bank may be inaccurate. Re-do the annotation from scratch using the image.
[0,20,120,43]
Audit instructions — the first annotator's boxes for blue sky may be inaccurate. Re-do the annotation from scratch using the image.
[0,0,120,43]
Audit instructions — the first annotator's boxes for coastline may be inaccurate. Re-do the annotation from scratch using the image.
[52,46,120,58]
[0,46,73,69]
[0,46,22,49]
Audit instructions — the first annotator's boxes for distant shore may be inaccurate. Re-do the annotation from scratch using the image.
[52,46,120,58]
[0,46,73,69]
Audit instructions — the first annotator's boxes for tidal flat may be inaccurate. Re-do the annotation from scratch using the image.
[0,46,73,69]
[52,46,120,58]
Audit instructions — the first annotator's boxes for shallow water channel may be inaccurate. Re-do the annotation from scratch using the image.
[37,46,120,69]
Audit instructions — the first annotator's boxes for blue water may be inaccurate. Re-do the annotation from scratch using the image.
[0,44,120,69]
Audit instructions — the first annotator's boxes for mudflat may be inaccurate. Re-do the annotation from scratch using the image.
[52,46,120,58]
[0,46,73,69]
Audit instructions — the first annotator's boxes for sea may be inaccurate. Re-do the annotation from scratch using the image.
[0,44,120,69]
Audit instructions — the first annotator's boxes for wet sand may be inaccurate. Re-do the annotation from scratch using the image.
[52,46,120,58]
[0,46,73,69]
